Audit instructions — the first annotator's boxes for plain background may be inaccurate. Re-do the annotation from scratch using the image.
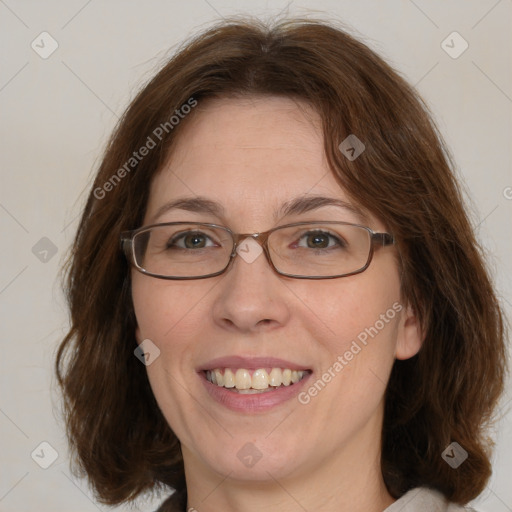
[0,1,511,511]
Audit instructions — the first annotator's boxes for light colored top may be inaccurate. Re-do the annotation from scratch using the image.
[157,486,479,511]
[384,488,477,512]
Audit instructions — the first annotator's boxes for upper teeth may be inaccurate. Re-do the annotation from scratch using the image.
[205,368,307,390]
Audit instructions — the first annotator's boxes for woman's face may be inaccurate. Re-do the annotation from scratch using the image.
[132,96,422,486]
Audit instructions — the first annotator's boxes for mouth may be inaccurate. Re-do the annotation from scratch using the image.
[197,356,313,412]
[203,367,312,394]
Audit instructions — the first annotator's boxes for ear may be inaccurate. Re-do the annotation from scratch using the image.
[395,302,424,360]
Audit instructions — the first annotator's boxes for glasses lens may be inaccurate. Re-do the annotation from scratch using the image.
[133,224,232,277]
[268,223,371,277]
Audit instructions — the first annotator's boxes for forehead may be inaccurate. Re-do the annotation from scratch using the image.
[145,96,373,229]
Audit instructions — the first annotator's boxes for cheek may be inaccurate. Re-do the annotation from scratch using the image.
[295,279,402,433]
[298,259,401,356]
[131,275,214,405]
[295,258,402,406]
[131,276,210,432]
[132,275,211,342]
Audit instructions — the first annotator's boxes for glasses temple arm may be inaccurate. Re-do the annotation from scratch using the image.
[372,232,395,247]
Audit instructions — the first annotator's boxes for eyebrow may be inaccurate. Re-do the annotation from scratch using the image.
[150,195,368,224]
[278,195,368,223]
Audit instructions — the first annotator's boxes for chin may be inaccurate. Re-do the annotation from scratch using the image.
[195,434,309,482]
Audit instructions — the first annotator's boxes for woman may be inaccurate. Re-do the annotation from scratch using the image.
[56,18,507,512]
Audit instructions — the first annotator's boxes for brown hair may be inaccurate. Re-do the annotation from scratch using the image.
[56,17,507,506]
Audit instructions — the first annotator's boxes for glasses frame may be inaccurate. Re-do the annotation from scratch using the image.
[120,221,395,280]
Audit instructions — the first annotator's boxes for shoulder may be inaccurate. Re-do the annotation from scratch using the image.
[384,487,481,512]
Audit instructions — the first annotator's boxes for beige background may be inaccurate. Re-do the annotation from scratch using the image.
[0,0,511,510]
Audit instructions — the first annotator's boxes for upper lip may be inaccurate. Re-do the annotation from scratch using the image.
[197,356,311,372]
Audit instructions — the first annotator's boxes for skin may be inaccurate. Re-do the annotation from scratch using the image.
[132,96,423,512]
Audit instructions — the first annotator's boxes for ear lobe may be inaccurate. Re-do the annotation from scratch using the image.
[395,303,424,360]
[135,326,142,345]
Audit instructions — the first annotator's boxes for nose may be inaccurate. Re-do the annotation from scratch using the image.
[211,240,291,333]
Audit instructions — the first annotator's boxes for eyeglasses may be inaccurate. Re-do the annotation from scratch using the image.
[120,221,394,280]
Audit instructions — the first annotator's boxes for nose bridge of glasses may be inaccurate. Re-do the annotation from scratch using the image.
[228,231,275,271]
[232,230,272,250]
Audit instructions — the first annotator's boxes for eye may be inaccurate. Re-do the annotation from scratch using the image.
[167,231,217,249]
[296,230,345,250]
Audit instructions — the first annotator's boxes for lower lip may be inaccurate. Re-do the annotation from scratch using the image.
[198,372,312,413]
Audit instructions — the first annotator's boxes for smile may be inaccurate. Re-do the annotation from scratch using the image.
[204,367,310,393]
[197,356,313,412]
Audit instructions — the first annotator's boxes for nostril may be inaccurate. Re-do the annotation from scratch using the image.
[256,319,273,327]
